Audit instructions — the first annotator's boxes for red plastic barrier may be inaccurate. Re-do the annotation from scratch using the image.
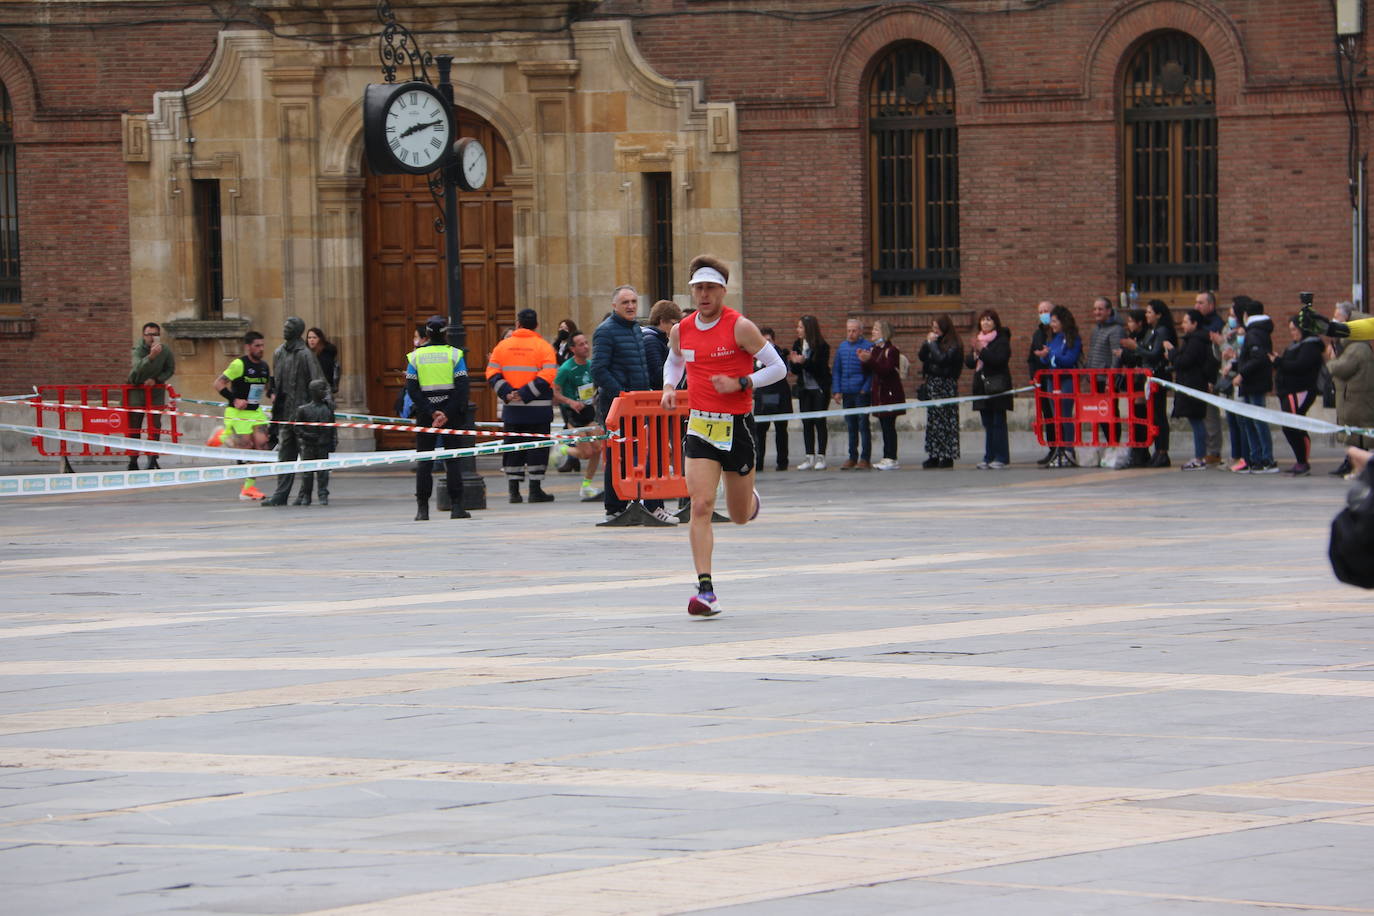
[604,390,689,502]
[30,384,181,459]
[1031,369,1158,448]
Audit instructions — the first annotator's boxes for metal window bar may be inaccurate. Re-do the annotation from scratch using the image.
[870,42,959,301]
[647,173,673,304]
[1123,31,1217,296]
[0,81,17,304]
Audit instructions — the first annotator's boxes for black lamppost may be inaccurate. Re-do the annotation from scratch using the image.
[366,1,486,509]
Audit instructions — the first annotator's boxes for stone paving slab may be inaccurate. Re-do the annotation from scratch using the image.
[1,446,1372,914]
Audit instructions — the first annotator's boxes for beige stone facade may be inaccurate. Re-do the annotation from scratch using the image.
[126,17,741,412]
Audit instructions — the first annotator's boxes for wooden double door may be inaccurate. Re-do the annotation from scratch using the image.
[364,112,514,446]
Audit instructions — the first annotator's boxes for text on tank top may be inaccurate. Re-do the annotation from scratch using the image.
[680,307,755,415]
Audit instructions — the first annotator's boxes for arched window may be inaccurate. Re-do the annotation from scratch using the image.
[1123,31,1217,298]
[869,42,959,303]
[0,81,16,303]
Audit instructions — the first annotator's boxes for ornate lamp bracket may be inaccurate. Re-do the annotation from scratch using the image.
[377,0,433,85]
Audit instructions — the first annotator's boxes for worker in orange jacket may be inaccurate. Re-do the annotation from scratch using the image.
[487,308,560,503]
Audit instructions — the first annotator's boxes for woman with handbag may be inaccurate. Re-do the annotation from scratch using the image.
[789,314,832,469]
[868,320,906,469]
[966,308,1013,468]
[917,314,964,468]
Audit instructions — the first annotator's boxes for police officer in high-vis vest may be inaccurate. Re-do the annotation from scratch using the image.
[404,315,471,520]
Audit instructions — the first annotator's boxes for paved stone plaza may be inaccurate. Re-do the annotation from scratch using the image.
[1,449,1372,915]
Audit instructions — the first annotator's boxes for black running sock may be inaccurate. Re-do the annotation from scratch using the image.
[697,573,714,595]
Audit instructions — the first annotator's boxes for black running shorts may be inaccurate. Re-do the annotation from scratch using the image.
[683,411,756,476]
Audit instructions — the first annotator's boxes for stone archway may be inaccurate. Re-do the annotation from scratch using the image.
[363,109,514,440]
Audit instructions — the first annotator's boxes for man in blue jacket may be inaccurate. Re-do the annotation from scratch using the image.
[831,318,874,469]
[592,285,674,522]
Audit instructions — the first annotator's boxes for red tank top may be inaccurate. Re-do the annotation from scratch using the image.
[680,307,755,414]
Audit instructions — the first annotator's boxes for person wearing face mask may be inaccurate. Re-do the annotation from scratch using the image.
[1028,300,1057,466]
[1217,307,1248,470]
[1116,308,1152,469]
[918,314,963,468]
[868,320,906,469]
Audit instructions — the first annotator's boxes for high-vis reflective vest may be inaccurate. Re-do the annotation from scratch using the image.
[413,345,466,392]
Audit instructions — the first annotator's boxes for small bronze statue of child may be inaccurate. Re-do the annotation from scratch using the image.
[292,378,337,505]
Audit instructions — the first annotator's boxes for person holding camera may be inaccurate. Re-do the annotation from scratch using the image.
[127,321,175,471]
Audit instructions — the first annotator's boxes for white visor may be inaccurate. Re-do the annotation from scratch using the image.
[689,266,727,287]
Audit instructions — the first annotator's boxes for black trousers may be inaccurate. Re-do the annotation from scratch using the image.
[754,417,789,470]
[502,420,552,483]
[416,430,461,502]
[299,441,330,498]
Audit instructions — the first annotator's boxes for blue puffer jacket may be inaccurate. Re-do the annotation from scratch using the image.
[832,338,873,395]
[592,311,649,415]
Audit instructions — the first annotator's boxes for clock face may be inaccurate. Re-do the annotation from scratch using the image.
[383,85,452,172]
[455,137,488,191]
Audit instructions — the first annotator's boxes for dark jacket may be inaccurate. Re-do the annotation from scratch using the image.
[1137,321,1176,379]
[642,325,671,390]
[790,338,831,395]
[919,336,963,381]
[1170,327,1212,420]
[1274,335,1324,396]
[869,341,906,414]
[316,344,340,394]
[1028,320,1051,379]
[753,342,793,417]
[966,327,1013,412]
[591,311,649,417]
[294,398,338,451]
[1237,315,1275,396]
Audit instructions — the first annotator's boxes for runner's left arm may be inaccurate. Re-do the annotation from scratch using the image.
[734,318,787,390]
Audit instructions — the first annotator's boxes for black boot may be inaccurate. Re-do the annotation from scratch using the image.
[126,456,140,471]
[415,497,429,521]
[317,472,329,506]
[293,491,311,506]
[147,456,160,471]
[1330,457,1353,477]
[450,502,471,519]
[1149,450,1170,468]
[1036,448,1056,467]
[528,480,555,503]
[509,480,523,503]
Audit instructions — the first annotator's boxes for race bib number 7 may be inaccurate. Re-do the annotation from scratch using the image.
[687,411,734,450]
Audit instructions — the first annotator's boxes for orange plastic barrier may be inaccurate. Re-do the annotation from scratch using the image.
[1031,369,1158,448]
[605,390,689,502]
[30,384,181,459]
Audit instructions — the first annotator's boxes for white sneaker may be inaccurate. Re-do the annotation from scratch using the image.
[1100,448,1119,469]
[874,458,895,470]
[988,460,1007,469]
[812,456,827,470]
[795,455,815,470]
[976,461,991,470]
[1082,448,1102,469]
[580,483,603,501]
[649,505,681,525]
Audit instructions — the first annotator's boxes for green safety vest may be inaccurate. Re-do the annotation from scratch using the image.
[413,345,464,391]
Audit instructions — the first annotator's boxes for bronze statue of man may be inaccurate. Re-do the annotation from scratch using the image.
[263,316,327,506]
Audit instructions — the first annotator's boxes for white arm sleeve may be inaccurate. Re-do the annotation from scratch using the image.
[750,342,788,389]
[663,349,686,389]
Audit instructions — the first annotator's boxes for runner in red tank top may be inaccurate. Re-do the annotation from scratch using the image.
[660,255,787,617]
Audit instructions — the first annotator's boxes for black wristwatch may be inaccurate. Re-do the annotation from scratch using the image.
[738,376,753,391]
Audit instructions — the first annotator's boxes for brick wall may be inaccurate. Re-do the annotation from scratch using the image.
[0,7,225,392]
[609,0,1373,383]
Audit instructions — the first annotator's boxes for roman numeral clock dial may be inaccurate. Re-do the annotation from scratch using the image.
[363,81,454,175]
